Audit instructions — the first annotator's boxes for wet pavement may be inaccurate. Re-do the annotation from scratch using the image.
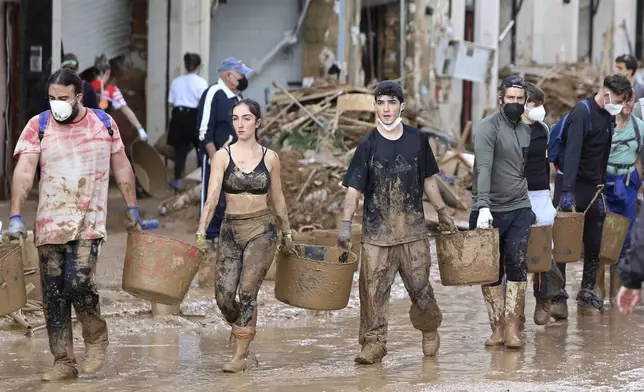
[2,196,644,391]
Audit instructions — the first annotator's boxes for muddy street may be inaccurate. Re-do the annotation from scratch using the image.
[1,195,644,391]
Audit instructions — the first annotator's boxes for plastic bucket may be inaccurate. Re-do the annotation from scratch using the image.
[274,244,357,310]
[0,243,26,316]
[265,227,361,281]
[122,232,205,305]
[527,225,553,273]
[600,211,630,263]
[436,229,500,286]
[552,211,584,263]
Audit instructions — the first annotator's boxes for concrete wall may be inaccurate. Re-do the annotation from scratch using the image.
[532,0,579,63]
[472,0,500,124]
[209,0,304,106]
[498,0,533,67]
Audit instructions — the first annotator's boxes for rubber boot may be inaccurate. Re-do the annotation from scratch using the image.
[222,326,255,373]
[533,298,552,326]
[595,264,606,303]
[81,343,106,374]
[504,281,526,349]
[41,362,79,382]
[550,294,569,320]
[481,285,505,347]
[609,263,622,304]
[355,341,387,364]
[422,331,440,357]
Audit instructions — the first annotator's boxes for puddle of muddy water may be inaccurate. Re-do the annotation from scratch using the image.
[2,255,644,391]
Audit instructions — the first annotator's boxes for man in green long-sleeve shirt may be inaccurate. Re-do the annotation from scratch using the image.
[470,75,535,349]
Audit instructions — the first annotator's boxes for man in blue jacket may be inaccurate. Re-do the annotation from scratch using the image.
[195,57,251,249]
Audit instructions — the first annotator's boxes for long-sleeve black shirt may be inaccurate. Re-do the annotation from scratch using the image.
[557,96,613,191]
[525,122,550,191]
[196,79,240,150]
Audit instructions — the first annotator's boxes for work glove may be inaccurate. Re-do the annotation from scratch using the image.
[437,207,457,233]
[476,208,493,229]
[125,206,142,233]
[137,127,148,143]
[280,229,294,253]
[195,232,208,250]
[337,220,352,249]
[559,191,576,212]
[8,215,25,240]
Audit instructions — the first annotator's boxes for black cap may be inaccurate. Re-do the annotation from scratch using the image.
[375,80,404,102]
[499,75,525,90]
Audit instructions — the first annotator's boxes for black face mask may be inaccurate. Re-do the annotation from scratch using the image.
[236,76,249,92]
[502,103,524,122]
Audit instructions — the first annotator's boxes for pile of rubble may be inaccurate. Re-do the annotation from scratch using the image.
[261,77,441,153]
[500,63,601,125]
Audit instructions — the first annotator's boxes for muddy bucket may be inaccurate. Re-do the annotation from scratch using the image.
[436,229,500,286]
[600,211,630,263]
[552,210,584,263]
[0,242,26,316]
[122,232,205,305]
[274,244,357,310]
[527,225,553,273]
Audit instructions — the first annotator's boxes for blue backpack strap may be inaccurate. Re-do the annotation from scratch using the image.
[38,110,51,141]
[90,108,114,137]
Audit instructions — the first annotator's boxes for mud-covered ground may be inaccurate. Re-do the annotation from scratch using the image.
[1,190,644,392]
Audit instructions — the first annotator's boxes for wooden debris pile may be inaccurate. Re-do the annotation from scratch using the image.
[278,149,347,230]
[261,77,436,153]
[500,63,601,125]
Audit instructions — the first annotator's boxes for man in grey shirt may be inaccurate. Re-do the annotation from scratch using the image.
[470,75,535,350]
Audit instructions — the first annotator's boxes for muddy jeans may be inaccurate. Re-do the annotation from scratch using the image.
[39,239,108,365]
[359,239,442,349]
[215,210,278,327]
[469,208,535,285]
[553,175,605,291]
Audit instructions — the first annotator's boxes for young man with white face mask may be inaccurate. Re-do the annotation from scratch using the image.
[339,80,456,364]
[550,74,633,317]
[521,83,563,325]
[9,68,141,381]
[471,75,535,349]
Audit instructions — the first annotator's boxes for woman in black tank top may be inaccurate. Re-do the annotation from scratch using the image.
[196,99,293,373]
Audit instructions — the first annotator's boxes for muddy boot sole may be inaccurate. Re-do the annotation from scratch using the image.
[422,331,440,357]
[41,363,79,382]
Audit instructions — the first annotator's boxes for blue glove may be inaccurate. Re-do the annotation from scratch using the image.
[126,206,141,232]
[8,215,25,240]
[559,192,576,212]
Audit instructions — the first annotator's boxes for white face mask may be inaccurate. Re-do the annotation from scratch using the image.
[49,97,76,122]
[604,94,623,116]
[526,105,546,122]
[377,110,403,132]
[605,103,623,116]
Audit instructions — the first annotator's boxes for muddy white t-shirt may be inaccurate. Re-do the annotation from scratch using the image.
[14,109,125,246]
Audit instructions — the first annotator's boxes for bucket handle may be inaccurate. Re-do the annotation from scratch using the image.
[298,225,322,233]
[583,185,605,215]
[555,185,604,215]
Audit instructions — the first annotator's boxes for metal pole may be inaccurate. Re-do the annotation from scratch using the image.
[399,0,406,87]
[337,0,346,82]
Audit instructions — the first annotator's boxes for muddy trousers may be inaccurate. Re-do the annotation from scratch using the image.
[553,176,605,291]
[215,210,278,327]
[38,239,108,365]
[359,239,442,350]
[469,208,535,285]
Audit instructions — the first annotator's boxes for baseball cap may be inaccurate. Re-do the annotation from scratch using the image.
[218,57,252,75]
[374,80,404,102]
[499,75,525,90]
